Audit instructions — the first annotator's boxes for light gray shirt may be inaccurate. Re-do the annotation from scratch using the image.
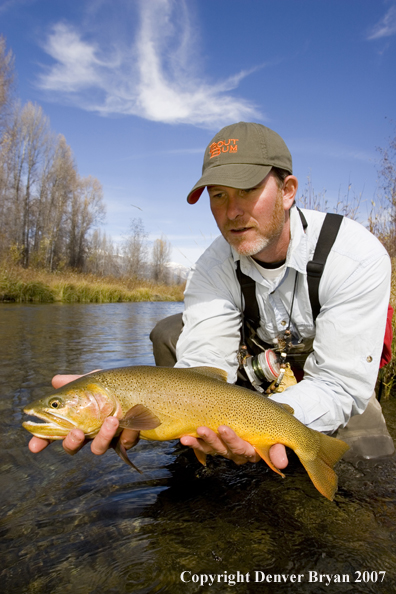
[175,206,391,433]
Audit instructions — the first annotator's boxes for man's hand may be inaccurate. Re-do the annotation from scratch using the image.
[180,425,288,468]
[28,373,140,456]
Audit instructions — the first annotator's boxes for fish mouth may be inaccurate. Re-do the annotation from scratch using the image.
[22,407,76,438]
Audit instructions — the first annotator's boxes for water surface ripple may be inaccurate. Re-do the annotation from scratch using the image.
[1,303,396,593]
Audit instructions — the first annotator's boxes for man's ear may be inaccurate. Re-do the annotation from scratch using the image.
[282,176,298,211]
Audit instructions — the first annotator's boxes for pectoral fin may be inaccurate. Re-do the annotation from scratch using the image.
[119,404,161,430]
[112,438,142,474]
[254,444,285,478]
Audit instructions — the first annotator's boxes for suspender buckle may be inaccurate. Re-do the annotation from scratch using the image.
[306,261,324,277]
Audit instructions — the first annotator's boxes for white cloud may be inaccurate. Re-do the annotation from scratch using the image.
[367,4,396,40]
[38,23,114,91]
[37,0,260,127]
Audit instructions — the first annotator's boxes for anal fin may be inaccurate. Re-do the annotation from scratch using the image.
[254,444,285,478]
[193,448,207,466]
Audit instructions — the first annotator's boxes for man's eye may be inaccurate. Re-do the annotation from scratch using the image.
[237,188,254,197]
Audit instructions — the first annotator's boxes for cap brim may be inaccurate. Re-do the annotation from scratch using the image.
[187,164,273,204]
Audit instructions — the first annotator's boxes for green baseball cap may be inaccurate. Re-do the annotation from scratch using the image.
[187,122,293,204]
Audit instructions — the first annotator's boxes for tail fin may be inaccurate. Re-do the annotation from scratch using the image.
[298,432,349,501]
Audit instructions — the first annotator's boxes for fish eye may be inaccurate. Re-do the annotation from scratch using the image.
[49,398,62,409]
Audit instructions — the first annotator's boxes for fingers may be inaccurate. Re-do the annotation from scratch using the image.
[89,420,139,456]
[52,370,101,389]
[63,428,87,455]
[180,426,260,466]
[52,375,82,389]
[180,426,289,469]
[119,428,140,450]
[28,436,52,453]
[63,424,139,457]
[90,417,120,455]
[217,426,261,464]
[269,443,288,469]
[29,415,139,459]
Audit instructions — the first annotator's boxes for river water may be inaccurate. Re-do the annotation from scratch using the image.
[1,302,396,594]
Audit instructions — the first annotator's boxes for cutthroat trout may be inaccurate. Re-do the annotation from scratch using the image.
[23,366,349,500]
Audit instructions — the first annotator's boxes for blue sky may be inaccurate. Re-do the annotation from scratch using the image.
[1,0,395,266]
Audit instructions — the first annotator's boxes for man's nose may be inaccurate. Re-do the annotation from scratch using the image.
[226,194,244,219]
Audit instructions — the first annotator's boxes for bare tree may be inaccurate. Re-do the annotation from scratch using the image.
[297,172,361,220]
[34,134,77,270]
[3,102,51,266]
[68,175,105,270]
[21,103,50,266]
[0,36,15,137]
[87,229,120,276]
[369,125,396,256]
[152,235,171,284]
[122,217,148,278]
[0,36,108,273]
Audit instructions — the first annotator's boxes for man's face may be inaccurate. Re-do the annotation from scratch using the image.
[208,173,288,261]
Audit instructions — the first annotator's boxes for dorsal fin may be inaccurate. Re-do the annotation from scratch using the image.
[190,367,228,382]
[278,402,295,415]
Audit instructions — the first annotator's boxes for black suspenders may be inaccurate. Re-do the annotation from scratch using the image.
[236,210,343,331]
[306,212,343,321]
[235,260,260,340]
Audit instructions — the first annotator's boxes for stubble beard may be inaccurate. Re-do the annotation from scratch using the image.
[222,189,285,257]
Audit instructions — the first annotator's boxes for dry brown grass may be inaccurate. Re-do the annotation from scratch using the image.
[0,263,185,303]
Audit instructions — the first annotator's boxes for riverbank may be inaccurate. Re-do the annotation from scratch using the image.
[2,261,395,397]
[0,264,185,303]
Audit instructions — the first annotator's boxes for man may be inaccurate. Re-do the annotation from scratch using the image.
[29,122,394,467]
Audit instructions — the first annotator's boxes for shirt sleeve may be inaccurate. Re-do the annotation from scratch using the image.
[175,252,242,382]
[176,221,391,436]
[270,250,391,433]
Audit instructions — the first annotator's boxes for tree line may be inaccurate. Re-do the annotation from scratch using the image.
[1,34,394,281]
[0,37,177,283]
[369,126,396,258]
[90,218,175,284]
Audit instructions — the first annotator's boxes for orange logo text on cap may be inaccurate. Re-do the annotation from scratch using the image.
[209,138,239,159]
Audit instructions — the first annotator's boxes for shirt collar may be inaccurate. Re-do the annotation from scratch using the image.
[285,205,308,274]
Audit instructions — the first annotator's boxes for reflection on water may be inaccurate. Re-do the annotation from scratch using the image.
[1,302,396,594]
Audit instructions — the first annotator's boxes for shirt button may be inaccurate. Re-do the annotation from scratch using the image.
[367,356,373,363]
[281,320,287,326]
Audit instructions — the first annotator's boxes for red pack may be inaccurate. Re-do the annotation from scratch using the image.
[380,304,394,368]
